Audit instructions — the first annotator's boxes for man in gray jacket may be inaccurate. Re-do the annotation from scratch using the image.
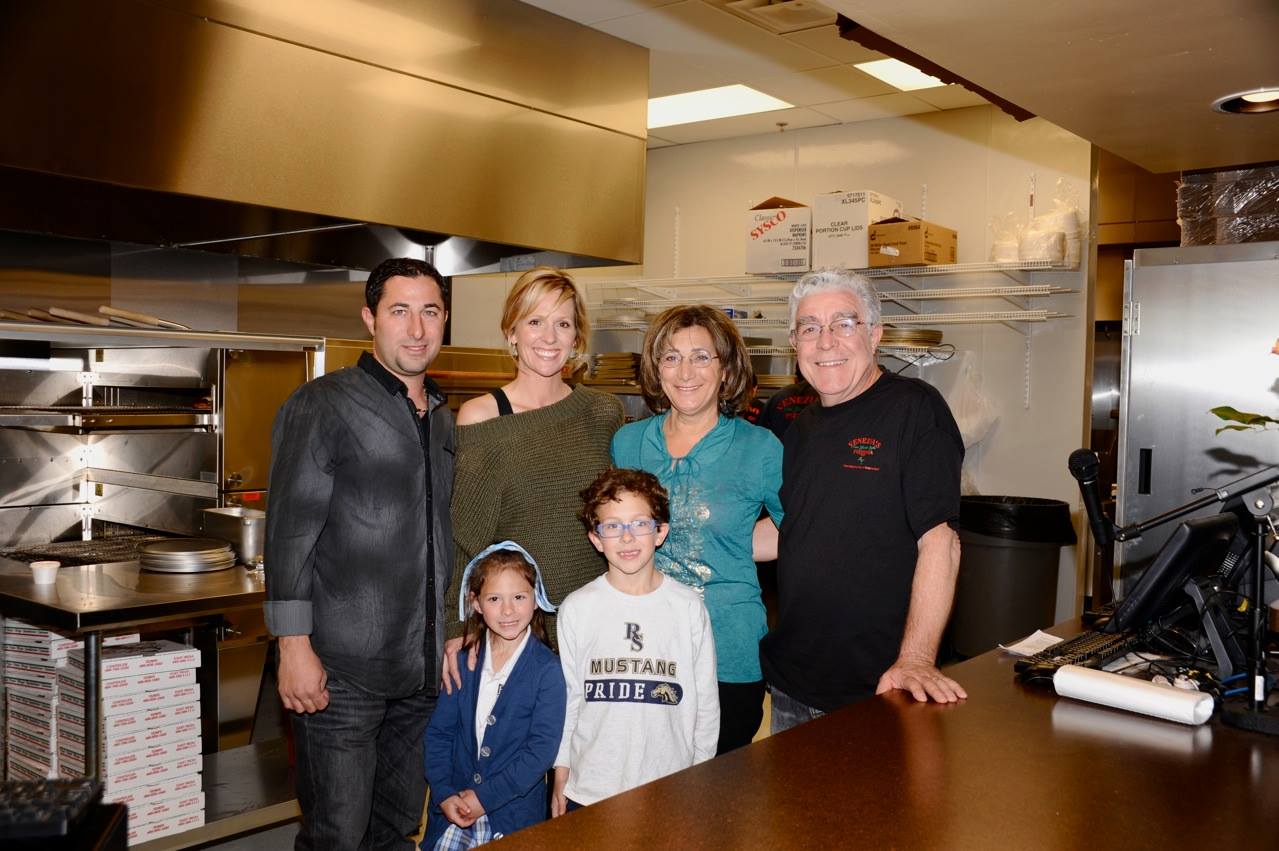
[265,257,454,850]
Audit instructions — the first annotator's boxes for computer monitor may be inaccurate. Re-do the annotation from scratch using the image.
[1109,512,1239,633]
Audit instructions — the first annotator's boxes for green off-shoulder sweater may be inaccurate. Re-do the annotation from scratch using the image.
[446,385,624,647]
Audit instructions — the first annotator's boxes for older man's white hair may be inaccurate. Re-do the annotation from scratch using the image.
[788,268,882,330]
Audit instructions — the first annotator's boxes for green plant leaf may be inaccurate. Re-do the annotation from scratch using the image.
[1215,424,1259,435]
[1209,406,1279,427]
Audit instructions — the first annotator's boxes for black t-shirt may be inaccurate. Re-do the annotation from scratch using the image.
[758,380,819,440]
[759,370,963,711]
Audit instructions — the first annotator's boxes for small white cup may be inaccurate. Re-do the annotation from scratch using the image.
[30,560,60,585]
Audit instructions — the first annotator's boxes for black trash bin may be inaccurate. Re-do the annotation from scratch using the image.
[950,495,1077,657]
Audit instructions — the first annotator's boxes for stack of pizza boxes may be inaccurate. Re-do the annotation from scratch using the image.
[58,639,206,845]
[3,618,138,780]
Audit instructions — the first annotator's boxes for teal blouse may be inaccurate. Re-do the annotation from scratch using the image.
[611,413,783,682]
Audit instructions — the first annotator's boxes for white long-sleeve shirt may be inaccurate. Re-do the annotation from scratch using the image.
[555,574,719,806]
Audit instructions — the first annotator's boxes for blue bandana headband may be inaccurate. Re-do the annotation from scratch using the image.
[457,540,556,622]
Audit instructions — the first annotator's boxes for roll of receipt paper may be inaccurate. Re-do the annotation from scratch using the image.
[1053,665,1213,725]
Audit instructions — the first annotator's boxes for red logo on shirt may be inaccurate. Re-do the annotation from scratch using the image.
[845,437,882,471]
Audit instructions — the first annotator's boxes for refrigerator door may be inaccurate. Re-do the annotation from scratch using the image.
[1116,242,1279,590]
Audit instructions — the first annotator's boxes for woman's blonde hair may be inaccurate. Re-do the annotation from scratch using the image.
[500,267,589,369]
[638,305,755,416]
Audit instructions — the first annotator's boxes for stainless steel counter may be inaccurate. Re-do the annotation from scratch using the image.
[0,556,264,632]
[0,559,295,849]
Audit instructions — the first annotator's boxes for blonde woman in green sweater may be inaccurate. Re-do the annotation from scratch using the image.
[442,267,623,691]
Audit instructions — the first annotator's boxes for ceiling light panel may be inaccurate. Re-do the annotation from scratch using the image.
[854,58,945,91]
[648,84,793,128]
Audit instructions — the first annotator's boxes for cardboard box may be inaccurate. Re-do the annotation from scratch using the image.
[811,190,903,270]
[98,753,203,797]
[59,698,199,733]
[868,217,958,267]
[59,717,202,756]
[67,639,200,677]
[129,810,206,846]
[60,681,200,718]
[745,196,811,274]
[60,733,201,775]
[59,665,197,699]
[107,773,202,807]
[131,791,205,830]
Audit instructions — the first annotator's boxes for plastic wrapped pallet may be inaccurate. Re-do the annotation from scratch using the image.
[1177,165,1279,246]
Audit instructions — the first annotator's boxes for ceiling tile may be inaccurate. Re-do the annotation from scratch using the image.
[593,1,834,81]
[781,24,884,64]
[810,92,937,123]
[910,84,990,110]
[747,65,896,106]
[653,106,839,144]
[519,0,685,26]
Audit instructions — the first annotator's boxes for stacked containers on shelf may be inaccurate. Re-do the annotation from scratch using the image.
[3,618,139,780]
[59,639,206,845]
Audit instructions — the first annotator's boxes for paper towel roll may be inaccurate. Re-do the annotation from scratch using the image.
[1053,665,1214,726]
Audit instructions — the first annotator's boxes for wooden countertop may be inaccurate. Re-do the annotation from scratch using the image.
[500,630,1279,849]
[0,557,264,632]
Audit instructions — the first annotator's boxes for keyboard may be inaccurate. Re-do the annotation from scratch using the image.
[1014,629,1146,679]
[0,779,102,839]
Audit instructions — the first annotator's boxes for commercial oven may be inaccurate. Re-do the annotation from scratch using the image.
[0,322,321,750]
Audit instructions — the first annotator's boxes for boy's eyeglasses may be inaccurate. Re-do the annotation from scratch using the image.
[595,519,660,538]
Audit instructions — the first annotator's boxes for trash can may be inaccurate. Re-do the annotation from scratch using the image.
[950,496,1077,657]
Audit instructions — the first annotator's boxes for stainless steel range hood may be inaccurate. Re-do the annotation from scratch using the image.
[0,0,649,273]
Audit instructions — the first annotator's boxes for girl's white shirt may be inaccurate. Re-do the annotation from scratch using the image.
[475,627,532,753]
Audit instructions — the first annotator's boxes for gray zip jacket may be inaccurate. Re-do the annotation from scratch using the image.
[264,356,454,698]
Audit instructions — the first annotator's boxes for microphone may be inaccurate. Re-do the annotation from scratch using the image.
[1069,448,1114,549]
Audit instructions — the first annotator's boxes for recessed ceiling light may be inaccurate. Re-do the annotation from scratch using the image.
[648,85,792,130]
[1213,88,1279,114]
[854,58,945,92]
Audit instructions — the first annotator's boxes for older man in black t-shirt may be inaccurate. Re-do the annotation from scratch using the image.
[760,269,967,732]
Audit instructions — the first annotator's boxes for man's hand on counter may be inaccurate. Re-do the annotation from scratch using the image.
[278,635,330,713]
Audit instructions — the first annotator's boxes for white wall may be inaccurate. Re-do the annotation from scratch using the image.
[453,104,1093,620]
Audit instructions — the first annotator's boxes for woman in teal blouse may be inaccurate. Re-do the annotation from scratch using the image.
[611,305,782,754]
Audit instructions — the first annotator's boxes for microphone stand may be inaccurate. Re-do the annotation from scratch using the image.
[1114,465,1279,735]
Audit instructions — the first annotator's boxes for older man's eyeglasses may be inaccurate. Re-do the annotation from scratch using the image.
[658,351,718,369]
[792,317,870,342]
[595,519,660,538]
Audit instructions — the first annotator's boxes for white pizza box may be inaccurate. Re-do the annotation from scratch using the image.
[4,668,58,695]
[3,643,59,668]
[58,698,199,733]
[8,755,56,780]
[59,717,201,756]
[50,632,139,660]
[127,809,206,846]
[7,688,56,715]
[82,752,203,797]
[8,701,55,732]
[59,665,197,699]
[8,709,56,741]
[60,733,201,776]
[106,773,202,807]
[7,718,56,753]
[5,618,138,649]
[66,640,201,678]
[8,738,56,773]
[129,790,205,830]
[59,681,200,718]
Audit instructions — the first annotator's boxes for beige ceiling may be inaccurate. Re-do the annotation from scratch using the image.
[520,0,988,148]
[525,0,1279,172]
[824,0,1279,173]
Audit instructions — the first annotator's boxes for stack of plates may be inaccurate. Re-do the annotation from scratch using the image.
[880,327,944,347]
[591,352,641,383]
[139,538,236,573]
